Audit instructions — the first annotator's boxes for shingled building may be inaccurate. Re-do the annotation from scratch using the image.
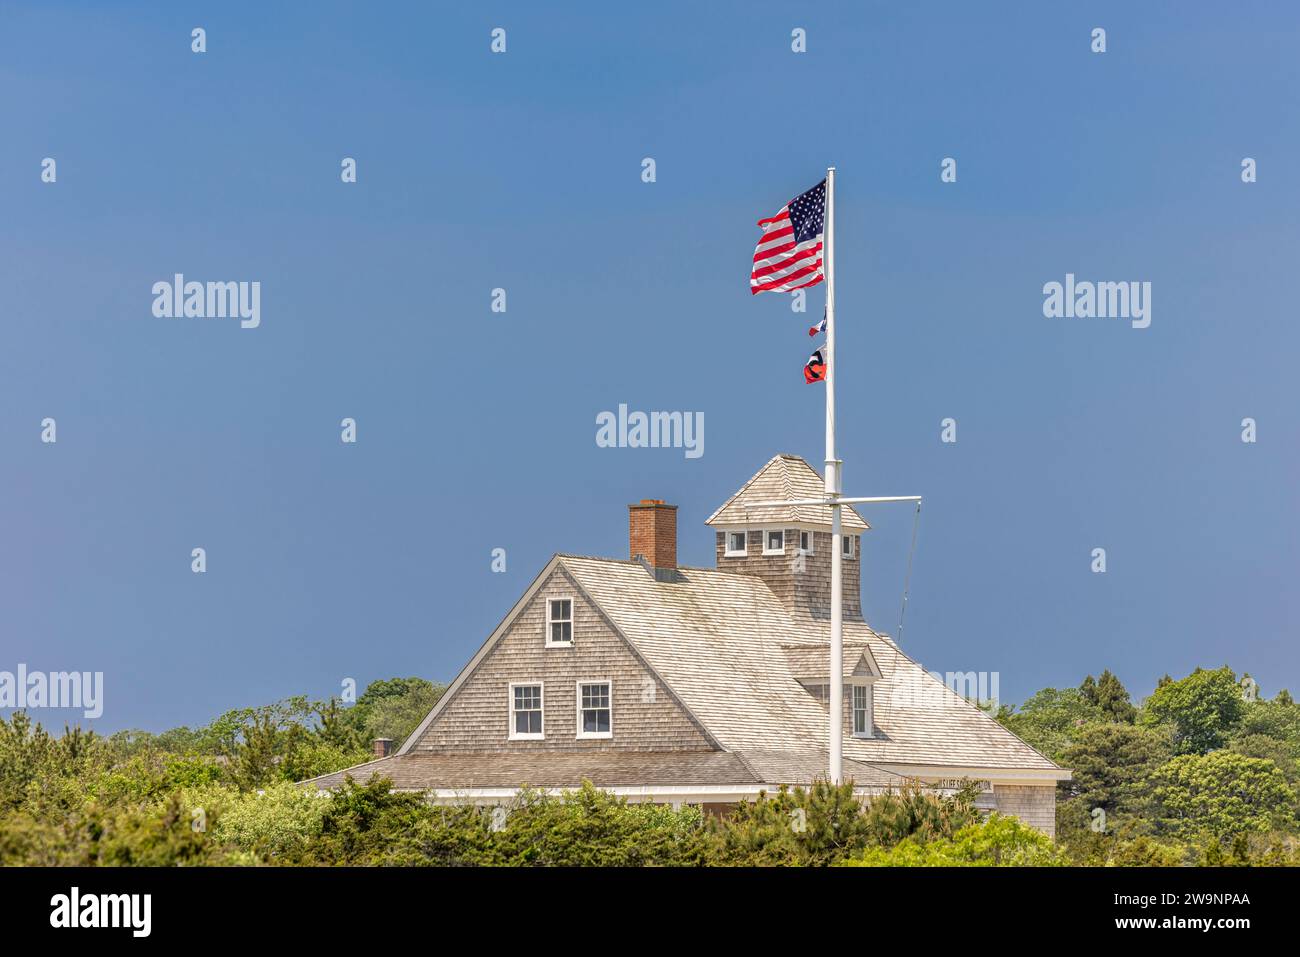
[305,454,1068,834]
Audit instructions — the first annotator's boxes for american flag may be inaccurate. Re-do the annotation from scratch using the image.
[749,178,826,295]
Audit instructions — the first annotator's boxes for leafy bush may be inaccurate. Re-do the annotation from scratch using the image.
[1150,750,1295,840]
[843,814,1066,867]
[706,780,979,866]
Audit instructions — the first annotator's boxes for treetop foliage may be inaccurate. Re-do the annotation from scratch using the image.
[2,667,1298,866]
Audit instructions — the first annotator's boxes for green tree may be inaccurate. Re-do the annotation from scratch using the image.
[1079,670,1137,723]
[996,687,1098,761]
[1059,722,1173,816]
[1229,734,1300,785]
[360,683,446,749]
[1139,666,1246,754]
[1151,751,1295,840]
[313,698,365,752]
[707,782,872,866]
[1233,694,1300,746]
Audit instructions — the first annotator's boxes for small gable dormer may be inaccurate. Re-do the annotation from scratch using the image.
[705,454,868,621]
[785,643,883,739]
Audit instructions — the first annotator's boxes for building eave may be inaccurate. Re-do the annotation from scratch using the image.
[872,762,1072,784]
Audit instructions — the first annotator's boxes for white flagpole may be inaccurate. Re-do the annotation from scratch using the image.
[824,167,843,785]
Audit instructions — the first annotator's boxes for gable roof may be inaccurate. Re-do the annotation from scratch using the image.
[705,453,870,532]
[395,556,723,757]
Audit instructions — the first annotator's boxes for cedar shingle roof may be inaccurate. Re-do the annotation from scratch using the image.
[705,453,869,531]
[783,643,881,681]
[558,556,1059,772]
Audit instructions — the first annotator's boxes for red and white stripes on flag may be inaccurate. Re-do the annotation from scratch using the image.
[749,178,826,295]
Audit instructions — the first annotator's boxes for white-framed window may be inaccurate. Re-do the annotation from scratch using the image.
[576,680,612,738]
[763,529,785,555]
[724,531,748,557]
[546,598,573,646]
[853,683,873,737]
[509,682,544,740]
[842,535,856,559]
[799,530,814,554]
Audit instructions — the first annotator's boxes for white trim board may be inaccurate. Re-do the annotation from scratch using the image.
[874,763,1071,784]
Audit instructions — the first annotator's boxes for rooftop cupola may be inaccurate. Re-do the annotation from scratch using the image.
[705,454,868,620]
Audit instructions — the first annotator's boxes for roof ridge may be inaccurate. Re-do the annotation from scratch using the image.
[704,453,870,530]
[703,454,786,526]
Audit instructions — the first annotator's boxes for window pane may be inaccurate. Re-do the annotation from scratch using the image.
[561,622,572,642]
[597,710,610,733]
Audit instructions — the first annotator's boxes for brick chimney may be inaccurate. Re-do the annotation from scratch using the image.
[629,499,677,574]
[372,737,393,759]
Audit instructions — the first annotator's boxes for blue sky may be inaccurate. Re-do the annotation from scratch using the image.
[2,1,1297,733]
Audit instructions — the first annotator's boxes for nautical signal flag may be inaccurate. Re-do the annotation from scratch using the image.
[804,344,827,384]
[808,312,827,337]
[750,179,826,295]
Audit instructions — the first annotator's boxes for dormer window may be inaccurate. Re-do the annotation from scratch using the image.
[725,531,748,557]
[547,598,573,646]
[842,535,856,559]
[799,530,814,554]
[763,530,785,555]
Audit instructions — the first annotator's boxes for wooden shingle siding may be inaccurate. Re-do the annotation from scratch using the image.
[993,784,1057,836]
[411,566,714,753]
[715,529,862,621]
